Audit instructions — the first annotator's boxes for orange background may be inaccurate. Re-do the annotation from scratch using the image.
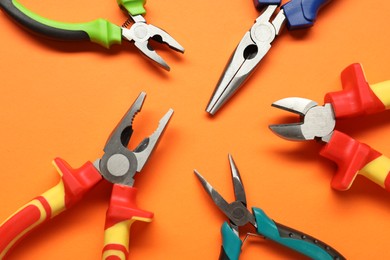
[0,0,390,259]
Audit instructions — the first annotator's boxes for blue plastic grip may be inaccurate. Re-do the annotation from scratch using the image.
[253,0,281,10]
[282,0,331,29]
[253,207,341,260]
[220,222,242,260]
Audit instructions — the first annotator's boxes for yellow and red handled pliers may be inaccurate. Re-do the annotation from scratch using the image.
[269,63,390,191]
[0,92,173,259]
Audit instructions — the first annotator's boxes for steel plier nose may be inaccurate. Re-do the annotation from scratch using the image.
[194,154,345,260]
[206,0,331,115]
[0,92,173,259]
[0,0,184,70]
[270,63,390,191]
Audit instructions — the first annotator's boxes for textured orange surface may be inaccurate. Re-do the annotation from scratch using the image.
[0,0,389,259]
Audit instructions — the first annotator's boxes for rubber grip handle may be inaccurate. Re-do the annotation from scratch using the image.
[102,184,153,260]
[253,207,345,260]
[325,63,387,118]
[253,0,281,10]
[282,0,331,29]
[219,222,242,260]
[0,158,102,259]
[321,131,390,191]
[117,0,146,16]
[0,0,122,48]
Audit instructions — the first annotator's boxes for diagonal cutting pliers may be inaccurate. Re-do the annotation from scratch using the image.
[270,63,390,191]
[0,0,184,71]
[194,154,345,259]
[206,0,331,115]
[0,92,173,259]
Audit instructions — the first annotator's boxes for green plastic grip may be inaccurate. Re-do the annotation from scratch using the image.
[1,0,122,48]
[117,0,146,16]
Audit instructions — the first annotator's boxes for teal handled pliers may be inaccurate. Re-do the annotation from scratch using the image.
[0,0,184,70]
[194,154,345,260]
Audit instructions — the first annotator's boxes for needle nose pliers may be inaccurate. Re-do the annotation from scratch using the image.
[270,63,390,191]
[194,154,345,260]
[206,0,331,115]
[0,92,173,259]
[0,0,184,71]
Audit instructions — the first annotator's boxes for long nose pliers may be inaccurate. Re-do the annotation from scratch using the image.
[206,0,332,115]
[270,63,390,191]
[0,92,173,259]
[0,0,184,71]
[194,154,345,260]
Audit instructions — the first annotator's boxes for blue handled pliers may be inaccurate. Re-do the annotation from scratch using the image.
[206,0,332,115]
[194,154,345,260]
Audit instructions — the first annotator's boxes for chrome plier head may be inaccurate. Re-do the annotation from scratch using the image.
[194,154,257,234]
[121,15,185,71]
[269,97,336,142]
[206,5,286,115]
[97,92,174,186]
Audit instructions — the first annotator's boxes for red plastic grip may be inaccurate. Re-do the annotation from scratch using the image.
[0,158,102,259]
[320,131,381,190]
[324,63,385,118]
[53,158,102,208]
[104,184,153,230]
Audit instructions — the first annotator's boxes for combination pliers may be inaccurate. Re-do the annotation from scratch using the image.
[194,154,345,259]
[0,92,173,259]
[206,0,331,115]
[270,63,390,191]
[0,0,184,70]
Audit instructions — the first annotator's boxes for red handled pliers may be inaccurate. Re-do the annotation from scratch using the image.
[269,63,390,191]
[0,92,173,259]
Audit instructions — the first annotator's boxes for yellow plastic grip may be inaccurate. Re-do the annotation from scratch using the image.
[371,80,390,108]
[0,158,102,259]
[0,178,66,259]
[360,155,390,189]
[102,184,153,260]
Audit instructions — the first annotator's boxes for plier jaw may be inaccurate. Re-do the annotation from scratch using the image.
[194,154,257,231]
[206,5,285,115]
[122,15,185,71]
[98,92,174,187]
[269,97,336,142]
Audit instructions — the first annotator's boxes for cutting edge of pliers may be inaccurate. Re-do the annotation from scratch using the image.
[269,97,336,142]
[96,91,174,187]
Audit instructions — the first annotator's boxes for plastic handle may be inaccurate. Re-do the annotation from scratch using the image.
[325,63,388,118]
[282,0,331,29]
[253,0,281,10]
[0,158,102,259]
[117,0,146,16]
[253,207,345,260]
[102,184,153,260]
[219,222,242,260]
[320,130,390,191]
[0,0,122,48]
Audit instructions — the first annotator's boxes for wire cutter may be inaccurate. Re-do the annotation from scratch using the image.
[0,92,173,259]
[206,0,331,115]
[270,63,390,191]
[194,154,345,260]
[0,0,184,71]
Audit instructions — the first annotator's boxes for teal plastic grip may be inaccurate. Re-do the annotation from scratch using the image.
[117,0,146,16]
[1,0,122,48]
[220,222,242,260]
[253,207,345,260]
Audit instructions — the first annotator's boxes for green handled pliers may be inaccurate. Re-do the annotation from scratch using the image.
[0,0,184,70]
[194,154,345,260]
